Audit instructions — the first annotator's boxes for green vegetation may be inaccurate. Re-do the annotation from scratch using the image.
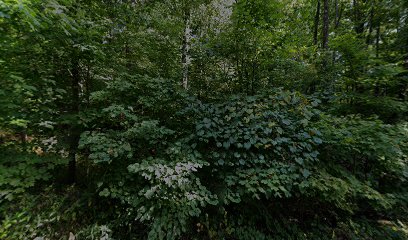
[1,0,407,239]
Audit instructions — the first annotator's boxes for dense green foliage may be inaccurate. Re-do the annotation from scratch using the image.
[1,0,408,239]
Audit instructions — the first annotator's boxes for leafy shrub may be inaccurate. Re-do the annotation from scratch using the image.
[0,150,66,201]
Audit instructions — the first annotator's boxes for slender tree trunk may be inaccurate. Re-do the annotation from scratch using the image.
[68,132,80,184]
[353,0,365,34]
[353,0,358,32]
[125,41,131,70]
[366,6,374,44]
[86,60,91,104]
[251,59,256,95]
[403,18,408,100]
[402,55,408,100]
[182,7,191,90]
[313,0,321,45]
[68,57,81,184]
[376,22,380,57]
[335,0,338,22]
[334,0,343,29]
[19,131,27,150]
[333,0,342,63]
[322,0,329,49]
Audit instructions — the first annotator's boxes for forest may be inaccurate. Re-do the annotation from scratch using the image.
[0,0,408,239]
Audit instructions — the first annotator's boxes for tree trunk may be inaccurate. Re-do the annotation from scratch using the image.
[376,22,380,57]
[68,57,81,184]
[335,3,343,29]
[366,6,374,45]
[335,0,338,23]
[182,7,191,90]
[85,60,91,104]
[313,0,321,45]
[403,17,408,100]
[322,0,329,49]
[353,0,365,34]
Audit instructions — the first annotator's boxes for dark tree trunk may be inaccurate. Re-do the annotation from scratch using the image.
[402,55,408,100]
[313,0,321,45]
[334,0,340,30]
[353,0,365,35]
[322,0,329,49]
[68,57,81,184]
[335,0,338,23]
[68,131,80,184]
[404,24,408,100]
[376,22,380,57]
[86,60,91,104]
[336,5,343,29]
[366,6,374,45]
